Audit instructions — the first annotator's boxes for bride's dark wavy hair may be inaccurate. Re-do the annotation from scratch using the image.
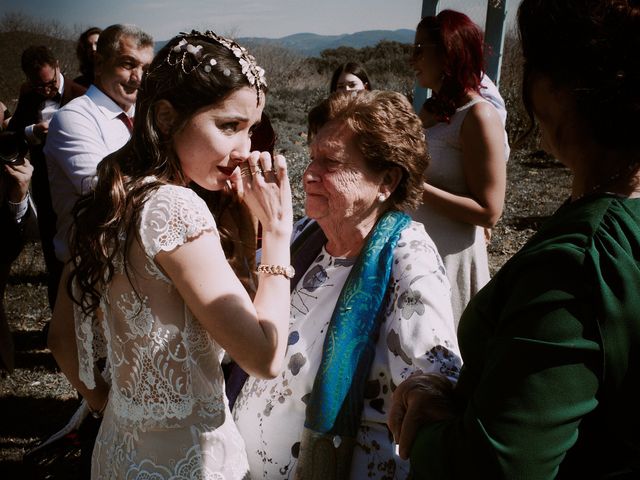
[69,31,267,315]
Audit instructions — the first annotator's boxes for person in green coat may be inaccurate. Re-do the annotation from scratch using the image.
[388,0,640,478]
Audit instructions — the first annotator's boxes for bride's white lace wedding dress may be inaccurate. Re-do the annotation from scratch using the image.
[73,184,250,479]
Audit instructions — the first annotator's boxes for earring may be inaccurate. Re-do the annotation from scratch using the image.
[378,193,386,203]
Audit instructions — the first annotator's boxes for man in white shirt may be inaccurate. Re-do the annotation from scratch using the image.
[45,24,154,265]
[479,73,507,126]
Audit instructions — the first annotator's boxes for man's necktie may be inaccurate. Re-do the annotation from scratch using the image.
[118,112,134,133]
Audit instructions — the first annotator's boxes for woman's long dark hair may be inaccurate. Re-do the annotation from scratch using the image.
[329,62,372,92]
[69,31,266,315]
[75,27,102,84]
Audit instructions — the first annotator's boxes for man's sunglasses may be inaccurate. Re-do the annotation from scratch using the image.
[30,67,58,93]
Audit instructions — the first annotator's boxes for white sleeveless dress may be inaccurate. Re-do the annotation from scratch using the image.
[411,97,509,325]
[73,184,250,479]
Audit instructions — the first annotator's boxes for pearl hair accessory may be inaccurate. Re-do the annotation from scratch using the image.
[164,30,267,103]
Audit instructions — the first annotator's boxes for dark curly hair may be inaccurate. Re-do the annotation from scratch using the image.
[75,27,102,85]
[20,45,57,79]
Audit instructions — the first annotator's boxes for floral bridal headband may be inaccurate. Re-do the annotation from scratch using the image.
[165,30,267,103]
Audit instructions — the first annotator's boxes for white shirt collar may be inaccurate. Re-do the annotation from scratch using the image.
[86,84,136,120]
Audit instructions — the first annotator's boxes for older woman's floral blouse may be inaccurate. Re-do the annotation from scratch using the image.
[233,220,461,479]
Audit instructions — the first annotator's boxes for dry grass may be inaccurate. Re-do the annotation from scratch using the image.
[1,243,80,478]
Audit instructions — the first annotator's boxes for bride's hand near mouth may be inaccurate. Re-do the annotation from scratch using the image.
[230,150,293,237]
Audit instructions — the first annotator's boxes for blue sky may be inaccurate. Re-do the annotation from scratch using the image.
[0,0,519,41]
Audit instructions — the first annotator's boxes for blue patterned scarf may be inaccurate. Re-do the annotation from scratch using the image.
[297,210,410,478]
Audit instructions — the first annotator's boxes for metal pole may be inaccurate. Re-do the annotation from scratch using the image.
[484,1,508,87]
[421,0,439,17]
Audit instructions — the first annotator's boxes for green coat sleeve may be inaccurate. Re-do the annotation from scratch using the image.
[410,242,603,479]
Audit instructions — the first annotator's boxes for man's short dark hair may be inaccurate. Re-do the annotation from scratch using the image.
[21,46,58,78]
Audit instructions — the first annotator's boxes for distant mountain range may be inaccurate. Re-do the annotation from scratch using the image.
[239,29,414,57]
[155,29,414,57]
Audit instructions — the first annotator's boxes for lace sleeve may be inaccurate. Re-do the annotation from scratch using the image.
[139,185,218,258]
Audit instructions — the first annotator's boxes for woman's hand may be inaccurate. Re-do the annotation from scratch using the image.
[160,151,292,379]
[230,151,293,236]
[388,373,456,459]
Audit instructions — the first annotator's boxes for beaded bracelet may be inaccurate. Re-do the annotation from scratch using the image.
[256,264,295,279]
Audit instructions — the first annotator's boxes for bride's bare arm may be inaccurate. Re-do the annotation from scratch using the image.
[157,152,293,379]
[48,265,109,412]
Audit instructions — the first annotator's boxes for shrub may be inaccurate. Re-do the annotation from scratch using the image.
[499,27,538,149]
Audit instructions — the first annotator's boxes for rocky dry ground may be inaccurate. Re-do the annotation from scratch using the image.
[0,148,572,478]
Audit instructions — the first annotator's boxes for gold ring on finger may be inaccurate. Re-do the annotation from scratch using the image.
[251,167,264,176]
[262,168,277,179]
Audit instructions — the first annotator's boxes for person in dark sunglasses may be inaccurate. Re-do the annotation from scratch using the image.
[6,45,86,309]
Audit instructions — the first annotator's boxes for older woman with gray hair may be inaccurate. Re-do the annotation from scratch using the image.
[233,90,461,479]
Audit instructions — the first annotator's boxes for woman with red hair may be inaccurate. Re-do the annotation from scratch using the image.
[410,9,508,324]
[390,1,640,477]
